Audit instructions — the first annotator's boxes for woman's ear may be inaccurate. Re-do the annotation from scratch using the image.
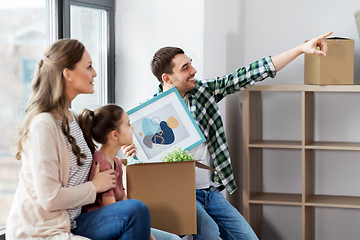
[63,68,72,82]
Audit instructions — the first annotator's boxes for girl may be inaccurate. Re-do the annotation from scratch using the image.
[6,38,151,240]
[78,105,181,240]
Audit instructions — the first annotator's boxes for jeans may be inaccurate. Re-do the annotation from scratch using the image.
[193,187,259,240]
[73,199,151,240]
[151,228,182,240]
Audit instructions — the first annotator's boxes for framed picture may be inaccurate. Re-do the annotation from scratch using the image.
[355,9,360,40]
[127,87,205,163]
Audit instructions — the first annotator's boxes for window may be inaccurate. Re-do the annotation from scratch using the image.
[70,5,109,111]
[0,0,49,228]
[0,0,114,228]
[63,0,115,111]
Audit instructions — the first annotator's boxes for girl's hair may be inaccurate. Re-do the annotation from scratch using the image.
[16,38,86,165]
[78,104,125,154]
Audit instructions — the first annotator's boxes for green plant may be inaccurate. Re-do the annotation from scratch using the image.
[161,147,195,162]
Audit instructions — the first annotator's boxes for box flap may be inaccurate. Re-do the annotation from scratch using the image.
[125,159,218,172]
[326,37,352,40]
[305,37,353,42]
[195,160,218,172]
[121,158,127,165]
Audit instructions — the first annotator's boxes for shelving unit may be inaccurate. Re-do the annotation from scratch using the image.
[242,84,360,240]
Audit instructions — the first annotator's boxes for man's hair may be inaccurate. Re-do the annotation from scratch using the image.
[151,46,184,84]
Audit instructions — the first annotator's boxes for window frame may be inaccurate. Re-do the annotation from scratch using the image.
[0,0,115,230]
[60,0,115,104]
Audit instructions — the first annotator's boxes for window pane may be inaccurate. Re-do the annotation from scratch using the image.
[70,4,108,112]
[0,0,49,228]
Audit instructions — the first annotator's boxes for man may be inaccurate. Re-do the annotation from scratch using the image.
[124,31,332,240]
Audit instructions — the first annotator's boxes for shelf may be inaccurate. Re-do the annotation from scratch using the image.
[249,140,302,149]
[243,85,360,240]
[305,141,360,151]
[306,195,360,209]
[247,84,360,92]
[249,141,360,150]
[249,193,302,206]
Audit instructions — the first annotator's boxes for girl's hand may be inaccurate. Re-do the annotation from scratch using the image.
[91,162,116,193]
[122,143,137,158]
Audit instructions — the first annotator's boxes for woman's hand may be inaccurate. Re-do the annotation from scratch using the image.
[91,162,116,193]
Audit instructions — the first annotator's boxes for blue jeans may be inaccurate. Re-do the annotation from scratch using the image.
[73,199,151,240]
[193,187,259,240]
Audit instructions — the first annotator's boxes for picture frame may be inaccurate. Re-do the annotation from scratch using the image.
[355,9,360,40]
[127,87,206,163]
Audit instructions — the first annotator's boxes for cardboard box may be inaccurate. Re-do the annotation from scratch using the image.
[304,37,354,85]
[125,161,214,235]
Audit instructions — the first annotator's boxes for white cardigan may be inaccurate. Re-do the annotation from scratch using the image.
[6,113,96,240]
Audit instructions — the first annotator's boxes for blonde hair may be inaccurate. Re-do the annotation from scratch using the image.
[16,38,86,165]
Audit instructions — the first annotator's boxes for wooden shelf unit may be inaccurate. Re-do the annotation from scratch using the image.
[242,84,360,240]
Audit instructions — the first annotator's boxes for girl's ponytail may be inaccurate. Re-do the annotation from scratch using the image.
[78,109,96,154]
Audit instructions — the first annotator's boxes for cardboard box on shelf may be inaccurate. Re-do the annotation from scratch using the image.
[304,37,354,85]
[124,160,215,236]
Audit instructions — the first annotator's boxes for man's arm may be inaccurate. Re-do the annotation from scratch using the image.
[122,144,137,158]
[271,31,333,72]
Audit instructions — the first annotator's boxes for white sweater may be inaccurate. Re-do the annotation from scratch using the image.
[6,113,96,240]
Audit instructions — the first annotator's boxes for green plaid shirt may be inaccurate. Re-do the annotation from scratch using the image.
[156,56,276,194]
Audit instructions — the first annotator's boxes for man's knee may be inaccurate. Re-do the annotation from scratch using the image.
[195,212,219,239]
[193,226,219,240]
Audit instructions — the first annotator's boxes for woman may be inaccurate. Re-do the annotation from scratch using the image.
[6,38,151,240]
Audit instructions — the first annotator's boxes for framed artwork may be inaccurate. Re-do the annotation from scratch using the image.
[355,9,360,40]
[127,87,205,163]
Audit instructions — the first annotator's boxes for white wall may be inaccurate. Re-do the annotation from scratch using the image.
[115,0,204,111]
[244,0,360,84]
[115,1,360,239]
[203,0,246,211]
